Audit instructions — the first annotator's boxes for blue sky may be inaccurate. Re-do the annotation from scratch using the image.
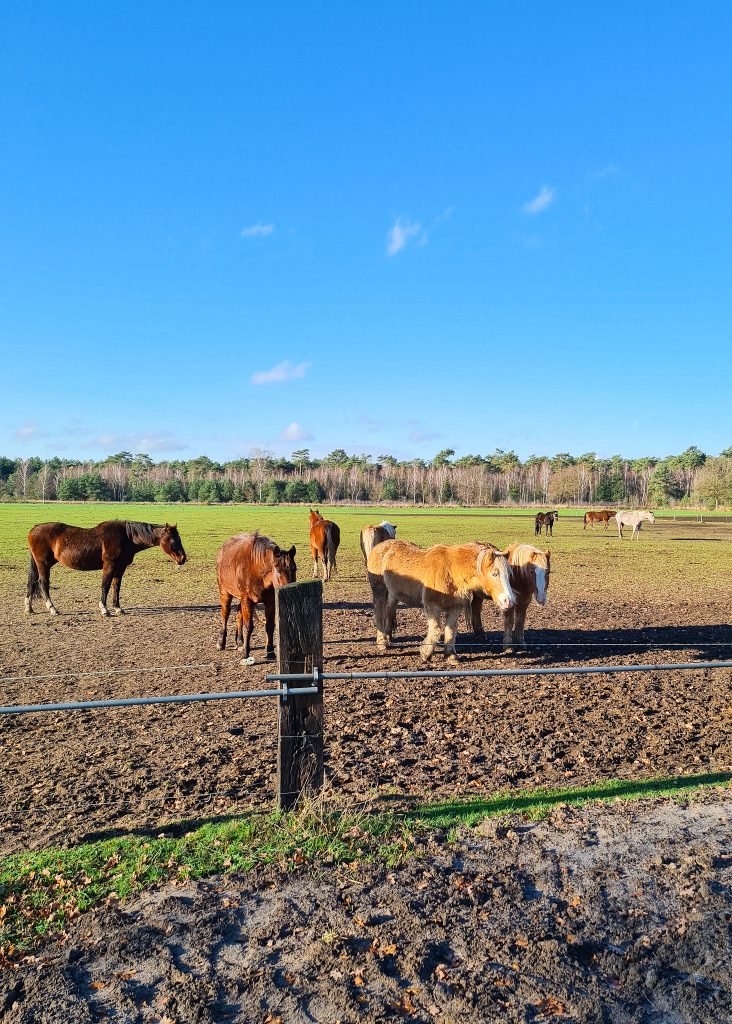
[2,2,730,462]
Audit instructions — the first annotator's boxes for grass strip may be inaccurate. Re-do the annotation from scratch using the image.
[1,771,729,963]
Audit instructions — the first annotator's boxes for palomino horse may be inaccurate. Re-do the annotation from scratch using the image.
[26,520,186,617]
[583,510,616,530]
[367,539,514,664]
[616,510,655,540]
[216,531,296,658]
[359,521,397,563]
[535,510,559,536]
[309,509,340,581]
[470,543,550,650]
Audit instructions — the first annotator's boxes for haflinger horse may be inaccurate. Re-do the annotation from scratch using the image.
[535,510,559,536]
[359,521,397,563]
[367,539,515,664]
[616,510,655,540]
[583,509,616,530]
[309,509,340,581]
[26,520,186,617]
[216,531,296,659]
[469,543,550,651]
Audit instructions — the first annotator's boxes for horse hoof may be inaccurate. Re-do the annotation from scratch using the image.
[48,607,58,617]
[446,655,460,666]
[24,601,33,615]
[265,651,276,663]
[217,640,225,651]
[111,607,124,616]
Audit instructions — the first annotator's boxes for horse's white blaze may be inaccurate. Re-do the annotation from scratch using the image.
[496,558,515,610]
[534,567,548,605]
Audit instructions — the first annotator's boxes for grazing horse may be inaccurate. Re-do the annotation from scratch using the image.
[26,520,186,617]
[309,509,340,581]
[470,543,551,650]
[535,510,559,536]
[367,539,514,664]
[359,521,397,563]
[216,532,296,658]
[616,510,655,540]
[584,510,616,530]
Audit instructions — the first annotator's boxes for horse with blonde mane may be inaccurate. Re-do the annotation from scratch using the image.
[359,521,397,563]
[470,543,550,650]
[216,531,296,659]
[367,539,514,664]
[309,509,340,581]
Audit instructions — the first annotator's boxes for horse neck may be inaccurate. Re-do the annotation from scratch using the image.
[127,522,164,550]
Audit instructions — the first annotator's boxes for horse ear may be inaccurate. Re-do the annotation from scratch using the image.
[273,545,281,557]
[496,547,511,558]
[545,549,551,559]
[164,522,170,528]
[289,545,296,557]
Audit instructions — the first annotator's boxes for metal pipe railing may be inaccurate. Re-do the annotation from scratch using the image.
[0,686,318,716]
[267,660,732,684]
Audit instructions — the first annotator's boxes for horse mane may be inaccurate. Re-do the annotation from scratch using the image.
[231,530,280,572]
[125,521,160,546]
[510,543,548,568]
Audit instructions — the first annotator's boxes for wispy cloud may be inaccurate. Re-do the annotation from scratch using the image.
[595,164,620,179]
[521,185,556,215]
[386,218,424,256]
[89,431,188,453]
[251,361,311,385]
[241,223,275,238]
[409,429,440,444]
[13,421,46,441]
[280,422,313,442]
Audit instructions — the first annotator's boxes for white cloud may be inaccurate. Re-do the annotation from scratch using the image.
[89,431,188,453]
[409,429,440,444]
[386,218,423,256]
[13,421,46,440]
[280,422,313,442]
[251,360,310,385]
[241,223,275,237]
[521,185,556,215]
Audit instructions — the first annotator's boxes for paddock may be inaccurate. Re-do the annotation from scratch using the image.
[1,503,731,855]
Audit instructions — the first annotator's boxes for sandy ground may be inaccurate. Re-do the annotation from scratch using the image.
[2,792,732,1023]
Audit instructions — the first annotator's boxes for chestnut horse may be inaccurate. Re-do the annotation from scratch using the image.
[535,510,559,536]
[26,520,186,617]
[216,531,296,659]
[469,543,550,650]
[309,509,340,581]
[583,509,616,530]
[367,539,514,664]
[359,521,397,563]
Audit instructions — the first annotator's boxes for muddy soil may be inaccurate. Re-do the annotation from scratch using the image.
[1,570,732,853]
[3,793,732,1023]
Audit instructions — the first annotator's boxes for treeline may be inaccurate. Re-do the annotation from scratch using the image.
[2,445,732,508]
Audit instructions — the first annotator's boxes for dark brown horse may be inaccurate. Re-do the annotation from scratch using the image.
[535,510,559,536]
[309,509,340,581]
[583,509,616,530]
[26,520,187,617]
[216,531,296,659]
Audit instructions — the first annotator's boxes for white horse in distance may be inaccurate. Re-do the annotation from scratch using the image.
[616,510,655,540]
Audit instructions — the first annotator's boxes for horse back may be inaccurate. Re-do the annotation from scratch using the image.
[28,520,123,571]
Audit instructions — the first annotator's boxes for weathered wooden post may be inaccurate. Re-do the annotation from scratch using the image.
[275,579,324,810]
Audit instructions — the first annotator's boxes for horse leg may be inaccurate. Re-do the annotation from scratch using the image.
[241,599,255,658]
[38,560,58,616]
[384,594,398,644]
[311,547,319,578]
[263,589,276,661]
[443,608,461,664]
[110,565,126,615]
[513,597,530,650]
[218,591,232,650]
[235,603,244,647]
[420,604,442,663]
[502,607,514,651]
[470,593,485,638]
[99,564,116,616]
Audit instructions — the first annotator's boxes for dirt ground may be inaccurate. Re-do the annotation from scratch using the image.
[3,792,731,1023]
[1,525,732,854]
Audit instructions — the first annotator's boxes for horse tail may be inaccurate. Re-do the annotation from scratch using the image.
[583,512,587,529]
[27,552,42,598]
[326,528,337,577]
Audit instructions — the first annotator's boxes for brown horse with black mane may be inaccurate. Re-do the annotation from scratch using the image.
[309,509,340,581]
[216,531,296,659]
[535,510,559,536]
[26,520,187,617]
[583,509,616,530]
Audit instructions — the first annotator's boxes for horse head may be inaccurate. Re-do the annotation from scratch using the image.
[310,509,324,526]
[532,549,551,605]
[271,544,297,588]
[477,546,515,611]
[160,523,187,564]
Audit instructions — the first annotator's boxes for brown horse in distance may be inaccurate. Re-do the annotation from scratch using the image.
[26,520,187,616]
[309,509,340,581]
[583,509,616,530]
[535,510,559,536]
[216,531,296,659]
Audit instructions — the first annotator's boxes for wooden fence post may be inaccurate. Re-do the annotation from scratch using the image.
[275,580,324,810]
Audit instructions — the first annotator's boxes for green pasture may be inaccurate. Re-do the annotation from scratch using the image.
[1,501,732,608]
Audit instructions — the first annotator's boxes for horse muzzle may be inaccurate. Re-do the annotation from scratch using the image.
[497,594,515,611]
